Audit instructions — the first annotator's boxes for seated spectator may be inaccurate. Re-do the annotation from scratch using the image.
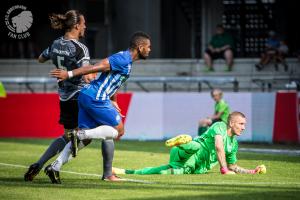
[204,24,234,72]
[277,40,289,71]
[197,89,230,136]
[255,31,288,71]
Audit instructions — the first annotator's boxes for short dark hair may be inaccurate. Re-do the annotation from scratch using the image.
[129,31,150,50]
[49,10,82,31]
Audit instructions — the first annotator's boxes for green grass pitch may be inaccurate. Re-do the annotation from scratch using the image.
[0,138,299,200]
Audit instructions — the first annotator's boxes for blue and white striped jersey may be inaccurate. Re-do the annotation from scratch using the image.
[81,50,132,101]
[42,37,90,101]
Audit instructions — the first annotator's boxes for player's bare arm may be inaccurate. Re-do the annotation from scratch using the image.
[228,164,254,174]
[38,55,49,63]
[215,135,227,168]
[110,93,125,117]
[215,135,235,174]
[211,111,223,120]
[228,164,267,174]
[50,58,110,81]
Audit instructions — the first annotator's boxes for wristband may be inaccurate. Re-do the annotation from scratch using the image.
[67,71,73,78]
[249,169,256,174]
[220,167,229,174]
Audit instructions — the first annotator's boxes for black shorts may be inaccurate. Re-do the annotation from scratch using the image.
[205,48,231,60]
[59,99,78,129]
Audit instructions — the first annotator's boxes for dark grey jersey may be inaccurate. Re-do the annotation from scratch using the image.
[41,37,90,101]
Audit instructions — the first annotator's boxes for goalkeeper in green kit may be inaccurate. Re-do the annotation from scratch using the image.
[113,111,266,175]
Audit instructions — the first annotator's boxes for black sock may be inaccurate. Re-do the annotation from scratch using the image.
[37,136,68,167]
[101,139,114,178]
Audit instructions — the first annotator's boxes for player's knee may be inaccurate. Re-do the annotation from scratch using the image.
[103,125,119,138]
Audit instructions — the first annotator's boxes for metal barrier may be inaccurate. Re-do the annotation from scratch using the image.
[252,78,300,92]
[0,76,239,93]
[125,76,238,92]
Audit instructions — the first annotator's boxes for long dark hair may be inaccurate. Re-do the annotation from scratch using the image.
[49,10,82,32]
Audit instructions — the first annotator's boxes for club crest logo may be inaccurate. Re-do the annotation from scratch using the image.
[4,5,33,39]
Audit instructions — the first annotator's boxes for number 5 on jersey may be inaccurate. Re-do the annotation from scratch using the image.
[57,56,67,71]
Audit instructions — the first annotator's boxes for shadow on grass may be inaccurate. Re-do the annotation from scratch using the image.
[123,191,300,200]
[0,138,169,154]
[1,177,299,191]
[0,177,300,200]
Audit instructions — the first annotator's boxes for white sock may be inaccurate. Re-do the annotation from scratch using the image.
[51,142,72,171]
[78,125,118,140]
[51,141,87,171]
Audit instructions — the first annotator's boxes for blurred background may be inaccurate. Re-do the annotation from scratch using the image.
[1,0,300,59]
[0,0,299,143]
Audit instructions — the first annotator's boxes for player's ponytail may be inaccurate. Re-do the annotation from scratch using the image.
[49,14,66,30]
[49,10,82,31]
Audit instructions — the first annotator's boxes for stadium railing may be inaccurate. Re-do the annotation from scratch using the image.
[252,77,300,92]
[0,76,239,93]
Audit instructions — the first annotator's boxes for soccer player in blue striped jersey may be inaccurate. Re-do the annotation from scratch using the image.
[49,31,151,182]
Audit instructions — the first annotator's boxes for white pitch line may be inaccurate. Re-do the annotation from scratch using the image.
[239,148,300,156]
[189,182,300,186]
[1,162,299,186]
[0,162,154,184]
[0,162,101,177]
[0,162,28,169]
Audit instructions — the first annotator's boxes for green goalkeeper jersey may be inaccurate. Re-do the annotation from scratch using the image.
[193,121,238,174]
[215,99,230,123]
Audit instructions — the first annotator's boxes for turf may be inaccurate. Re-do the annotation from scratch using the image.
[0,138,299,200]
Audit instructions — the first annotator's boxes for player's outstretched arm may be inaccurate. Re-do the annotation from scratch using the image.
[110,93,125,117]
[228,164,266,174]
[215,135,235,175]
[50,58,110,81]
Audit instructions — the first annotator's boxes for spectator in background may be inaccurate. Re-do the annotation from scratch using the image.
[277,40,289,71]
[255,31,288,71]
[197,89,230,136]
[203,24,234,72]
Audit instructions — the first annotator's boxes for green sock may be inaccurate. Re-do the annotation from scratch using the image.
[125,169,135,174]
[127,165,170,175]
